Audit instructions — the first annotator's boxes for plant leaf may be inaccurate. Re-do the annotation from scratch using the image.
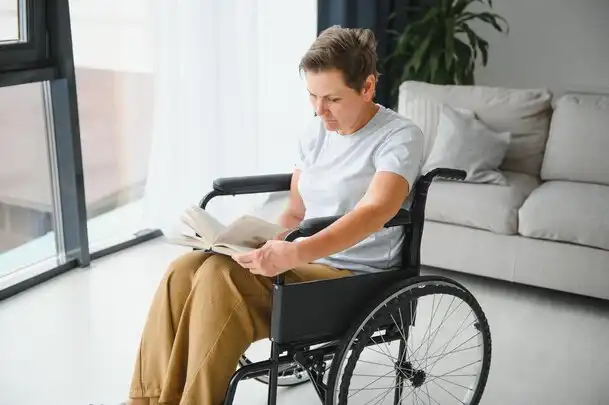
[394,25,416,53]
[453,38,473,84]
[434,61,450,85]
[480,12,509,33]
[452,0,480,15]
[458,11,509,34]
[429,48,441,82]
[477,35,489,65]
[460,23,479,61]
[412,34,432,71]
[445,17,455,70]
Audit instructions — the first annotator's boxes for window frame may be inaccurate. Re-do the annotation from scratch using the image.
[0,0,161,302]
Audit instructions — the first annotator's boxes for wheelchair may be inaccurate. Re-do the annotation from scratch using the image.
[199,168,492,405]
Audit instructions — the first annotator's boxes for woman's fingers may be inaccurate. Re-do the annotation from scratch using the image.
[273,229,291,241]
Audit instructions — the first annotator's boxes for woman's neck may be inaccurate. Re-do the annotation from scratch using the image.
[338,103,380,135]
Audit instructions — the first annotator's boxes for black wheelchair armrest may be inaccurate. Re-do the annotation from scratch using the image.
[291,168,464,236]
[289,168,464,238]
[212,173,292,195]
[421,168,466,182]
[411,168,467,198]
[290,209,410,239]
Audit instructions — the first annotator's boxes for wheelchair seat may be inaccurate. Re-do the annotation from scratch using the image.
[199,168,492,405]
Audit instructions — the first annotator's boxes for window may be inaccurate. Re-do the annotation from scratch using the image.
[0,0,22,44]
[0,82,59,288]
[69,0,156,251]
[0,0,46,70]
[0,0,161,300]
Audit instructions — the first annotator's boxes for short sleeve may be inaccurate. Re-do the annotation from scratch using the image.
[373,124,425,188]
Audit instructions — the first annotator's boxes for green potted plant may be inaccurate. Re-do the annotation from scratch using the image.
[385,0,509,102]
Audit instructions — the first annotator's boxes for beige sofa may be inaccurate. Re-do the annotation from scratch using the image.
[398,81,609,301]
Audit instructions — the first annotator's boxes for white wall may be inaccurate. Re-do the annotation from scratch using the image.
[471,0,609,96]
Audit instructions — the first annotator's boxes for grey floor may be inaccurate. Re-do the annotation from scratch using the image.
[1,238,608,405]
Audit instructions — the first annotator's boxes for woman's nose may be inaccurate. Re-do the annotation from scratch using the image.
[315,99,327,116]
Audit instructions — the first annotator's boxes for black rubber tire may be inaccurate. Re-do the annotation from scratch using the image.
[325,276,492,405]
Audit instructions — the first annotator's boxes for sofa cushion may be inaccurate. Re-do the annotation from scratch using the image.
[541,93,609,186]
[519,181,609,251]
[425,171,540,234]
[398,81,553,176]
[423,105,511,185]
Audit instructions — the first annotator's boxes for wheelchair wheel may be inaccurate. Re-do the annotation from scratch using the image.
[326,276,492,405]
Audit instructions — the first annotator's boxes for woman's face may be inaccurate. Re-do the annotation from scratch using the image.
[305,68,376,134]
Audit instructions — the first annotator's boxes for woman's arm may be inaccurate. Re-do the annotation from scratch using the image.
[295,171,410,263]
[231,172,410,276]
[276,169,306,229]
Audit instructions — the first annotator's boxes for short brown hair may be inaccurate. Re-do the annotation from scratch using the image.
[299,25,379,92]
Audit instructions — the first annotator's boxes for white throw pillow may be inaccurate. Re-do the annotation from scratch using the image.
[423,105,511,185]
[401,98,475,161]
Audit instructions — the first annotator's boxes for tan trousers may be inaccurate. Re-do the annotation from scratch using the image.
[129,250,352,405]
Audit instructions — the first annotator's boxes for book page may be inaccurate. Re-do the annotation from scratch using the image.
[214,215,286,249]
[165,234,209,250]
[181,205,227,245]
[210,243,256,256]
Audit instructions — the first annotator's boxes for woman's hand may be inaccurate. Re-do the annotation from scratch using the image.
[231,240,305,277]
[272,229,294,241]
[254,229,293,249]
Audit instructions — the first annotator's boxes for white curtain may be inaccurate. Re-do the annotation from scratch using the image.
[142,0,317,234]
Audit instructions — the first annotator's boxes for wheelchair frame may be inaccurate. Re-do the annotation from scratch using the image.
[199,168,471,405]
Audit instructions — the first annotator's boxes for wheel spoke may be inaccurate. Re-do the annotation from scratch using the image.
[428,374,473,391]
[422,294,441,371]
[369,383,396,405]
[363,345,399,365]
[425,318,477,375]
[348,368,396,398]
[376,323,398,364]
[357,359,395,368]
[426,359,482,384]
[352,373,396,378]
[399,308,415,366]
[397,384,417,405]
[362,383,398,405]
[409,297,462,367]
[417,340,480,365]
[430,378,466,404]
[369,314,398,362]
[425,381,440,405]
[389,312,409,352]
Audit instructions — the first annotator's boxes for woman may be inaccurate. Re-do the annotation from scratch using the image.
[127,25,424,405]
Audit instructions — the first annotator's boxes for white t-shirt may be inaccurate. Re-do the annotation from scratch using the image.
[296,104,425,273]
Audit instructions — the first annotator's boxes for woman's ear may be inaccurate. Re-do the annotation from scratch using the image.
[362,74,376,101]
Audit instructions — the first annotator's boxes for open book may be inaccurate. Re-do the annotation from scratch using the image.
[166,205,287,256]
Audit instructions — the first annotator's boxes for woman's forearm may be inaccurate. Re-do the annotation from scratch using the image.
[296,203,392,264]
[278,210,304,230]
